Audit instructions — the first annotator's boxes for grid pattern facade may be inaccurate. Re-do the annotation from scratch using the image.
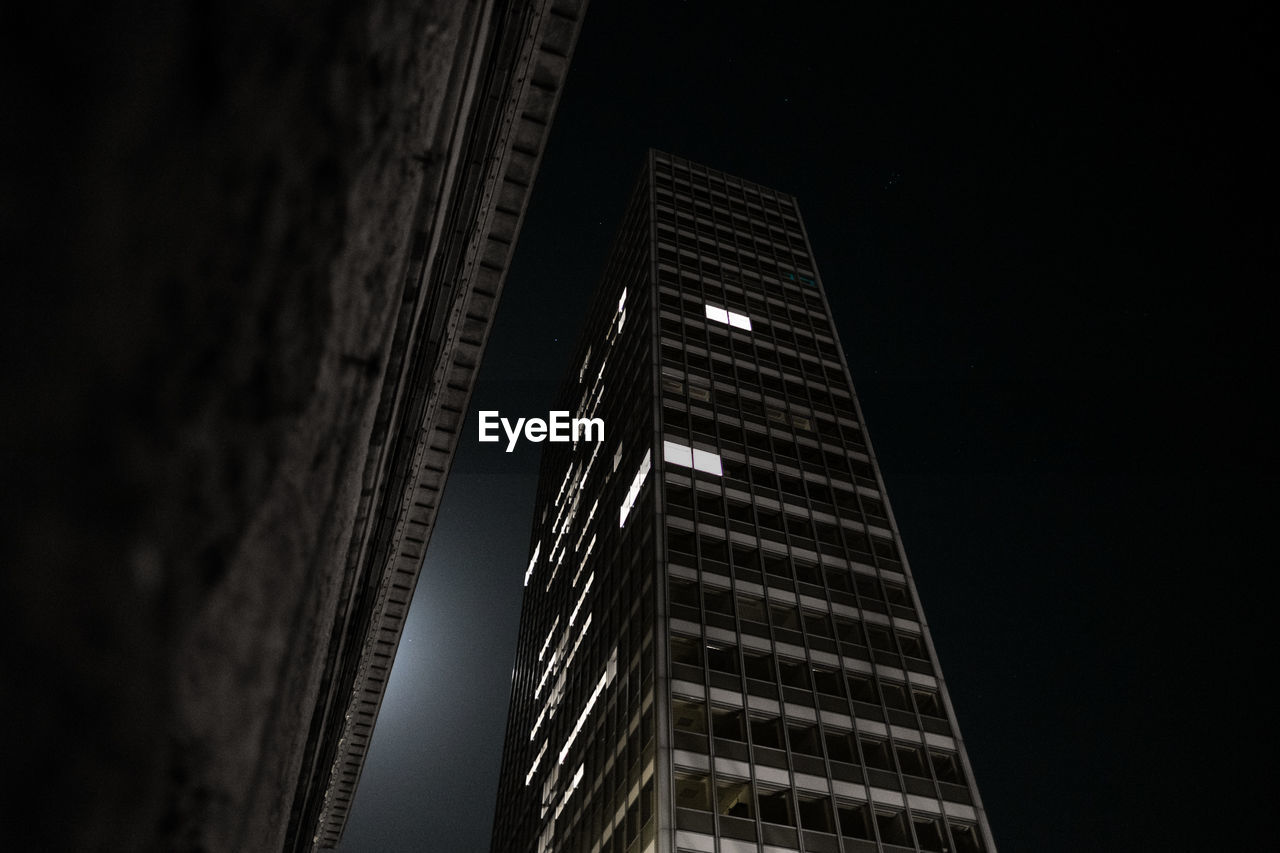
[490,151,996,853]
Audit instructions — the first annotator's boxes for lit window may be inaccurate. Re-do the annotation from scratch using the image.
[537,615,559,661]
[523,542,541,586]
[692,448,722,476]
[569,572,593,625]
[558,649,617,764]
[704,301,753,331]
[662,438,723,477]
[663,439,693,468]
[525,740,546,785]
[618,449,653,527]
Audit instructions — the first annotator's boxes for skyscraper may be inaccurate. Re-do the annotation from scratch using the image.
[490,151,996,853]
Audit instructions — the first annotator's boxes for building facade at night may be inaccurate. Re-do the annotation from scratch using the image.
[490,151,996,853]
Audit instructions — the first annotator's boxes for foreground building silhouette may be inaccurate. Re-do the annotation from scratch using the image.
[1,1,585,850]
[491,152,996,853]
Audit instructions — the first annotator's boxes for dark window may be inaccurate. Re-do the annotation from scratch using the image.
[896,743,928,777]
[825,729,855,763]
[670,635,702,667]
[930,750,962,784]
[750,715,784,749]
[803,610,834,638]
[706,643,738,674]
[812,666,843,696]
[712,707,746,741]
[914,689,943,717]
[757,789,794,826]
[837,802,874,839]
[787,723,821,755]
[914,816,946,851]
[951,823,985,853]
[881,681,910,711]
[737,593,767,623]
[876,810,911,846]
[743,650,776,682]
[672,698,707,734]
[778,658,809,689]
[797,795,836,833]
[847,673,878,703]
[860,737,893,771]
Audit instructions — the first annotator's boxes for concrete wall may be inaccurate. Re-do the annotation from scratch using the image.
[0,2,481,849]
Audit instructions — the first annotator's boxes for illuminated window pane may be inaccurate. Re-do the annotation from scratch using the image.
[663,439,694,468]
[691,448,722,476]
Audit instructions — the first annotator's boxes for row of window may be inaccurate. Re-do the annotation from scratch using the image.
[658,314,844,386]
[655,221,811,284]
[675,698,963,785]
[672,769,984,853]
[662,380,870,460]
[656,268,832,338]
[668,633,942,722]
[669,577,922,655]
[655,212,809,273]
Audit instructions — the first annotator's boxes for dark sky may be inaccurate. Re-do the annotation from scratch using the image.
[341,3,1277,851]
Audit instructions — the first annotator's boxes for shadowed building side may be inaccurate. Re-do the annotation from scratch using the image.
[286,1,589,850]
[0,1,585,851]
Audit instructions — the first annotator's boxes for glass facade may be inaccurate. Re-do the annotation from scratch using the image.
[491,151,996,853]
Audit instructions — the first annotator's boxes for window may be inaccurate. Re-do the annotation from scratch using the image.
[706,642,739,674]
[825,729,855,763]
[797,794,836,833]
[756,788,794,826]
[866,626,895,652]
[663,438,723,476]
[860,737,893,771]
[750,715,784,749]
[876,810,911,846]
[803,610,834,638]
[704,301,753,331]
[900,633,927,659]
[770,603,800,630]
[717,779,754,818]
[736,593,767,623]
[812,665,843,696]
[670,635,702,667]
[880,680,910,711]
[672,698,707,734]
[914,816,946,852]
[847,673,878,704]
[712,707,746,741]
[895,743,928,777]
[787,723,821,755]
[930,750,962,784]
[950,823,985,853]
[669,576,698,610]
[675,772,711,811]
[837,801,874,840]
[913,689,943,717]
[778,658,808,689]
[743,650,776,682]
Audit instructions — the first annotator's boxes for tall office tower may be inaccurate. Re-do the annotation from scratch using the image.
[490,151,996,853]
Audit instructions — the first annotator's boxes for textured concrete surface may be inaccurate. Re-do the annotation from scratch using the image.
[0,2,475,850]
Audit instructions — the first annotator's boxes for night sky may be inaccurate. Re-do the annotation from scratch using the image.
[340,3,1277,851]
